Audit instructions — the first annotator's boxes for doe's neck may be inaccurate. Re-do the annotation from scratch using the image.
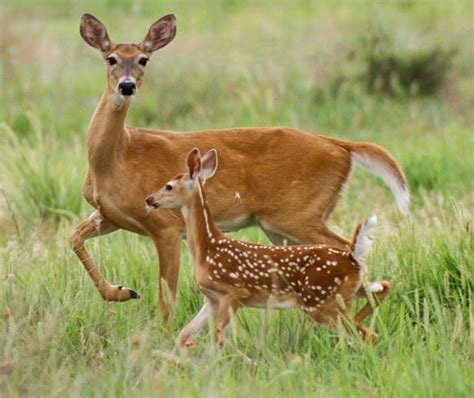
[87,84,132,171]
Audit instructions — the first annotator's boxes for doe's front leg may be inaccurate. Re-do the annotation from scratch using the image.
[69,210,140,301]
[154,230,183,321]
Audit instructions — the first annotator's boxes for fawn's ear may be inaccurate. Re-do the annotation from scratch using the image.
[200,149,218,182]
[141,14,177,53]
[80,13,112,53]
[185,148,201,180]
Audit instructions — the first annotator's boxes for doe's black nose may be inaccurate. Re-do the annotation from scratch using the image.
[118,81,136,96]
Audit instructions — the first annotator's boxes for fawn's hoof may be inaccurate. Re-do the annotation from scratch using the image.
[365,331,378,345]
[184,340,196,353]
[101,284,140,302]
[172,340,195,356]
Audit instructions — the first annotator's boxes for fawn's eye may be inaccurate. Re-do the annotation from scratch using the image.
[165,184,173,191]
[107,57,117,66]
[138,57,149,67]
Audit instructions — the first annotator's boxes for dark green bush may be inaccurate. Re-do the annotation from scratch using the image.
[312,25,457,99]
[364,30,456,95]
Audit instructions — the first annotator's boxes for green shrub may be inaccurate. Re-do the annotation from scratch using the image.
[311,23,457,99]
[364,29,456,95]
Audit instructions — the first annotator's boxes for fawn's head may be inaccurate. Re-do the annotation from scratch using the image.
[146,148,218,210]
[80,13,176,97]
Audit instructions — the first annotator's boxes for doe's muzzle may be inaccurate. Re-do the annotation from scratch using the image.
[118,81,136,96]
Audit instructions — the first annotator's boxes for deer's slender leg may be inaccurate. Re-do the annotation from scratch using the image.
[353,320,378,345]
[214,297,240,346]
[173,298,218,353]
[354,280,391,323]
[307,307,378,345]
[337,310,379,345]
[260,218,349,250]
[290,223,349,249]
[69,210,140,301]
[154,231,182,321]
[262,230,298,246]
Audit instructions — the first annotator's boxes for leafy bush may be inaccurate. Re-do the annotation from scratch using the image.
[364,29,456,95]
[312,23,457,99]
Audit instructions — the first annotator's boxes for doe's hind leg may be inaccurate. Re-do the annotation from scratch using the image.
[260,218,349,250]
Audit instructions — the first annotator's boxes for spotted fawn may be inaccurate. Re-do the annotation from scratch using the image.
[146,148,390,351]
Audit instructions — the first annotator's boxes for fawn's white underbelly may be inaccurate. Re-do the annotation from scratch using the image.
[243,294,298,309]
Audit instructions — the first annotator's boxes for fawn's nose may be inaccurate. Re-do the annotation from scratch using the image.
[145,196,156,208]
[118,81,136,96]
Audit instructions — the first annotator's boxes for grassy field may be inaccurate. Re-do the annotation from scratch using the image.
[1,1,473,396]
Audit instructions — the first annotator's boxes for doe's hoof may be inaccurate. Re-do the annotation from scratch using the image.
[102,284,141,302]
[118,285,141,300]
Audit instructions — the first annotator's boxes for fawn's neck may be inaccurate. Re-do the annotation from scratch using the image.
[87,85,131,173]
[182,179,221,264]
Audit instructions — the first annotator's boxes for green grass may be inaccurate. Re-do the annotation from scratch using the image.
[1,1,473,396]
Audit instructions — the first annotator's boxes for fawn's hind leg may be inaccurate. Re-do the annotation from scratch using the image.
[346,314,378,345]
[306,293,378,345]
[355,280,390,323]
[308,309,378,345]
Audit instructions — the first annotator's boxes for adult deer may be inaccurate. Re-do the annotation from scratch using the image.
[145,148,390,349]
[71,13,408,319]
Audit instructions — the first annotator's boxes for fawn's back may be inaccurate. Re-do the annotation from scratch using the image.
[198,237,363,312]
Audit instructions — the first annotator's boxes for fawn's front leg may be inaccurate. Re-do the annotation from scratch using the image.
[173,298,218,353]
[69,210,140,301]
[214,296,240,346]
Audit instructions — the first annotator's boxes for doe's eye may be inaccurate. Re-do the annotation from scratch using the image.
[107,57,117,66]
[165,184,173,191]
[138,57,149,67]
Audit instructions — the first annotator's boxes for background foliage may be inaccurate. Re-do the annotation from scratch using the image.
[0,1,473,396]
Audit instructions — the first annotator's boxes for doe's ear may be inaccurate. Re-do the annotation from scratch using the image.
[80,13,112,53]
[200,149,218,182]
[185,148,201,180]
[141,14,177,53]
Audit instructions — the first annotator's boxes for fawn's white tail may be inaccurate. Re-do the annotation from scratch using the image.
[351,215,377,261]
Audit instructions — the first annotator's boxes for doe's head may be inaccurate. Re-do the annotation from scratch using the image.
[80,13,176,96]
[146,148,218,210]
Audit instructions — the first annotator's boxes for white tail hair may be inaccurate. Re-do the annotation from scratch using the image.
[325,138,410,214]
[351,215,377,261]
[351,152,410,214]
